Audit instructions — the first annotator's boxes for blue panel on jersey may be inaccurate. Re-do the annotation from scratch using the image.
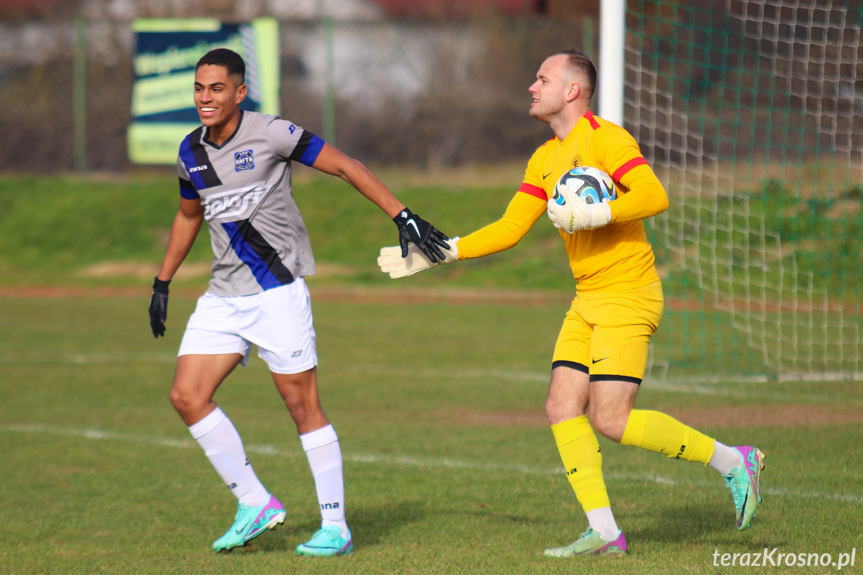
[178,127,222,190]
[298,133,325,167]
[179,133,207,190]
[179,177,199,199]
[221,220,288,290]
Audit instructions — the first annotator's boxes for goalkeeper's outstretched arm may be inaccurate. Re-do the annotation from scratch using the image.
[378,190,547,278]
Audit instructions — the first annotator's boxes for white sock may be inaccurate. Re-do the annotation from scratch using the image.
[585,507,620,541]
[708,441,743,476]
[188,407,270,507]
[300,424,349,539]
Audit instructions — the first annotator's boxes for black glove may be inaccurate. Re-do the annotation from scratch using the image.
[393,208,450,263]
[149,277,170,338]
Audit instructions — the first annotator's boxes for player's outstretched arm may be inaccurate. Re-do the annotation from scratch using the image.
[378,189,547,279]
[310,143,450,262]
[150,198,204,338]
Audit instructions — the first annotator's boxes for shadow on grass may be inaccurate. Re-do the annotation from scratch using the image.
[627,500,725,545]
[249,499,426,553]
[626,500,782,550]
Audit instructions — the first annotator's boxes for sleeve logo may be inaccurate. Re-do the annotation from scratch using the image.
[234,150,255,172]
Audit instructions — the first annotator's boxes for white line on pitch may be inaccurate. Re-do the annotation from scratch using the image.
[0,352,178,364]
[0,354,854,401]
[2,423,860,504]
[346,367,846,402]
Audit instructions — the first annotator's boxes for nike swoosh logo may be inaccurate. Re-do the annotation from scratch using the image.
[543,171,554,179]
[235,519,252,535]
[406,219,421,237]
[591,357,609,364]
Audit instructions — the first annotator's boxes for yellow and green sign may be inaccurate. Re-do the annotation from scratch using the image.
[128,18,279,164]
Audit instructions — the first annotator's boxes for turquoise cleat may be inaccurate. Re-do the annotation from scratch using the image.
[296,525,353,557]
[212,495,286,552]
[544,528,627,558]
[724,446,765,530]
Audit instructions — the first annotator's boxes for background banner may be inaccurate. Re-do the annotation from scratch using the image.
[128,17,279,164]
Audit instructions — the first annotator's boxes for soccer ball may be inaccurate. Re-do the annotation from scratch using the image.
[552,166,616,206]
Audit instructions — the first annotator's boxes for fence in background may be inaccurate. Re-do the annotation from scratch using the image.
[0,15,580,172]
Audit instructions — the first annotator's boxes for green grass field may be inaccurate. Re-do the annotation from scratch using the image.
[1,173,861,574]
[1,296,862,574]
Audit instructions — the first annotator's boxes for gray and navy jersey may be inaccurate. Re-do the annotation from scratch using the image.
[177,111,324,296]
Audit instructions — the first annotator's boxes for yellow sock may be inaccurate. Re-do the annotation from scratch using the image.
[621,410,715,464]
[551,416,610,512]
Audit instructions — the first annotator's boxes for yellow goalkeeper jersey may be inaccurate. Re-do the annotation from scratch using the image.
[457,111,669,293]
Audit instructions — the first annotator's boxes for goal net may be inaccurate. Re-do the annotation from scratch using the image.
[626,0,863,380]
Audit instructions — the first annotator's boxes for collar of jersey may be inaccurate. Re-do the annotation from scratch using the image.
[204,109,245,150]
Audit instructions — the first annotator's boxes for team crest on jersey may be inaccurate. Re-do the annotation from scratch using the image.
[571,155,583,168]
[234,150,255,172]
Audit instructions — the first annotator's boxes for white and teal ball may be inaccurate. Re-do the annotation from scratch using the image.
[552,166,616,206]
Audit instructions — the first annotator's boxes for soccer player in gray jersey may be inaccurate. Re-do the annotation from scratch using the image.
[148,48,449,557]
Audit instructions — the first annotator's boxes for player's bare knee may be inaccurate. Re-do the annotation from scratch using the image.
[168,386,203,416]
[282,394,312,419]
[590,410,627,443]
[544,397,567,425]
[168,386,184,410]
[168,393,192,417]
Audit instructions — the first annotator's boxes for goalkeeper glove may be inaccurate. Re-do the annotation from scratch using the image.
[378,238,459,278]
[149,276,170,338]
[393,208,451,263]
[547,188,612,234]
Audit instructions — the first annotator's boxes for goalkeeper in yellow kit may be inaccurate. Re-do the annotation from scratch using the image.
[378,50,765,558]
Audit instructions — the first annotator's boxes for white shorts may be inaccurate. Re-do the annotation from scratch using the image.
[178,278,318,374]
